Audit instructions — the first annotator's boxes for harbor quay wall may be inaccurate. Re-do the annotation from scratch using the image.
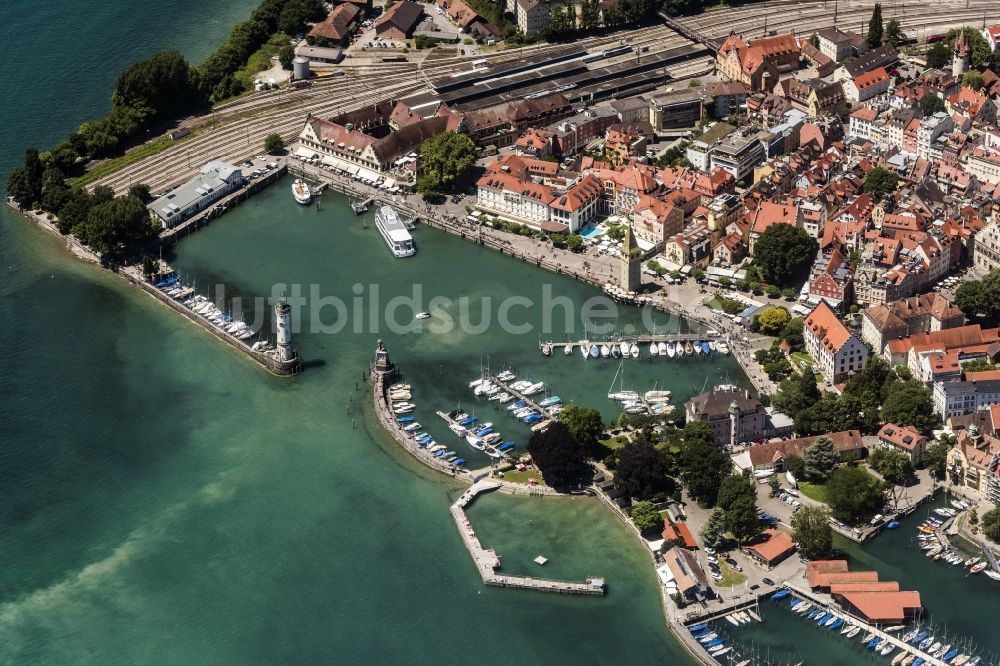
[124,270,302,376]
[7,173,302,378]
[591,489,722,666]
[453,481,606,596]
[158,164,287,247]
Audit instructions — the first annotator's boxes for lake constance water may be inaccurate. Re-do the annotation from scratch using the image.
[0,2,726,661]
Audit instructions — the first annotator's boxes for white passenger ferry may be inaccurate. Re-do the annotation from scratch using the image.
[375,205,415,258]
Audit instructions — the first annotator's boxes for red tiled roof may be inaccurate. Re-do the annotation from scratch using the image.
[742,528,795,564]
[746,430,863,468]
[877,423,927,451]
[829,582,900,593]
[805,300,852,354]
[838,591,921,622]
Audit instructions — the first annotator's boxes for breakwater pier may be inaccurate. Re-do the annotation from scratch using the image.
[453,481,606,596]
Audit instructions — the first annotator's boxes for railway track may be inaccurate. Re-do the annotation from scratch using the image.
[680,0,1000,41]
[90,24,686,193]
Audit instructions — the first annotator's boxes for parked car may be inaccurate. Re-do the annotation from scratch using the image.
[762,578,775,586]
[750,584,760,591]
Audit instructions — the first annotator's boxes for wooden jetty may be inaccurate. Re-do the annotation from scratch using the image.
[783,583,949,666]
[452,481,605,596]
[488,375,553,433]
[539,332,714,355]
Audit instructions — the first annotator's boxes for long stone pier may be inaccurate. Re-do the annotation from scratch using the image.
[452,481,606,596]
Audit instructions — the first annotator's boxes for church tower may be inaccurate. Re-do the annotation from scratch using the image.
[620,226,642,293]
[953,30,970,78]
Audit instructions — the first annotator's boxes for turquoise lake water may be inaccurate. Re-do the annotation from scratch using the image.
[5,1,1000,663]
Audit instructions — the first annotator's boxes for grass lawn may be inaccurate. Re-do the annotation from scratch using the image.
[716,560,747,587]
[599,435,628,451]
[501,469,545,486]
[790,351,814,370]
[798,481,828,504]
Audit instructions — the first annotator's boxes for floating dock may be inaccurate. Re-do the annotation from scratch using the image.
[782,583,950,666]
[487,374,553,433]
[452,481,605,595]
[540,332,712,355]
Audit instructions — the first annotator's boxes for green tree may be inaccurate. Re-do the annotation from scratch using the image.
[881,379,939,433]
[127,183,151,203]
[5,168,31,206]
[700,508,726,548]
[40,165,69,213]
[724,495,762,544]
[56,187,94,234]
[802,436,839,483]
[77,194,156,255]
[961,358,996,372]
[923,439,950,480]
[579,0,600,31]
[785,454,805,482]
[809,33,819,48]
[791,505,833,559]
[826,466,885,525]
[614,438,671,500]
[772,368,821,419]
[962,70,985,91]
[926,42,952,69]
[768,474,781,497]
[947,27,992,67]
[779,316,804,348]
[630,500,663,534]
[885,18,903,46]
[753,224,819,288]
[868,448,913,487]
[982,507,1000,542]
[264,132,284,154]
[867,2,883,48]
[796,394,863,435]
[681,437,731,506]
[278,45,295,70]
[527,422,590,489]
[716,473,756,511]
[921,94,946,116]
[863,166,898,199]
[419,132,476,193]
[558,404,604,452]
[757,306,791,335]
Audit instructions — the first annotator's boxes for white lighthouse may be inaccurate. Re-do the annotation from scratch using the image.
[275,297,294,362]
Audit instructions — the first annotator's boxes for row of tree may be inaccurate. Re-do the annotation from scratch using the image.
[771,357,939,436]
[541,0,659,41]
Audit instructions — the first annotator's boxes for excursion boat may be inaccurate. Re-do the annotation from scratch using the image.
[375,205,416,258]
[292,178,312,204]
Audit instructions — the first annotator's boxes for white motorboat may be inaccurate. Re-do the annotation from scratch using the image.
[375,205,416,258]
[522,382,545,396]
[448,423,467,436]
[416,312,431,320]
[644,390,672,401]
[292,178,312,204]
[708,341,717,352]
[666,341,676,358]
[497,370,515,382]
[649,342,659,357]
[600,344,611,358]
[618,342,630,357]
[629,343,639,358]
[610,391,640,402]
[564,344,574,356]
[468,378,485,388]
[717,340,730,355]
[657,341,667,356]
